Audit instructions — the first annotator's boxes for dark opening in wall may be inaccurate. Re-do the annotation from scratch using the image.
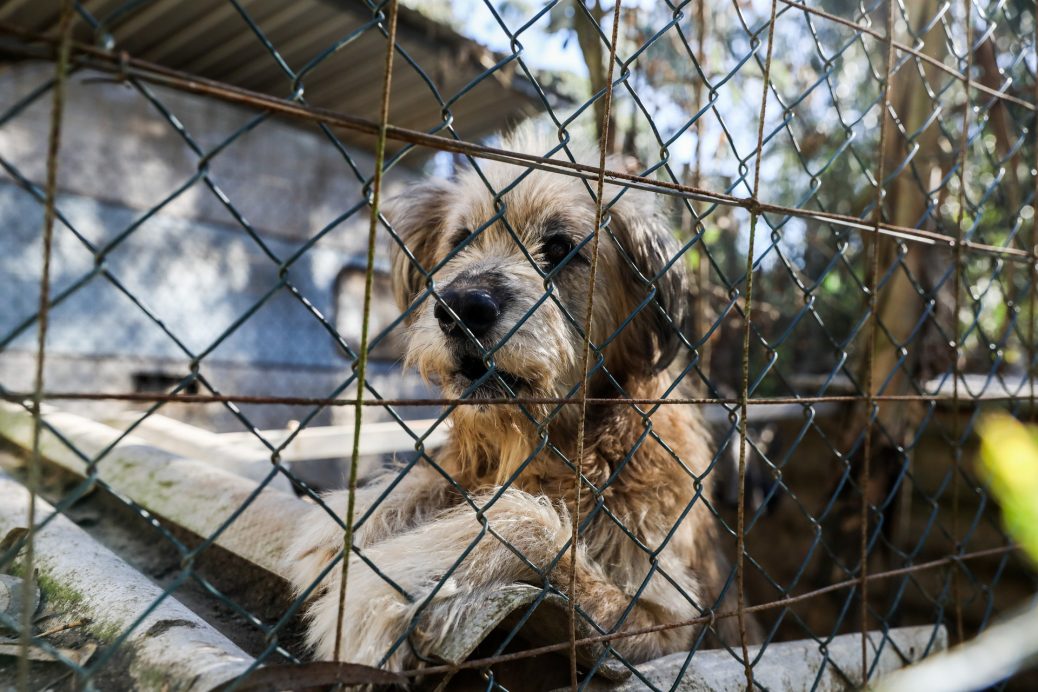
[131,371,199,395]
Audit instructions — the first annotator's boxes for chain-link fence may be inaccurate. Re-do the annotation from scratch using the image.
[1,0,1037,689]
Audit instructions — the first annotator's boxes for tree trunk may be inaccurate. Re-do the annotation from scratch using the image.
[821,0,956,599]
[573,1,617,153]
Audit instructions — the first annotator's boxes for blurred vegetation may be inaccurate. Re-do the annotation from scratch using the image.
[404,0,1037,398]
[397,0,1038,671]
[979,415,1038,564]
[874,415,1038,691]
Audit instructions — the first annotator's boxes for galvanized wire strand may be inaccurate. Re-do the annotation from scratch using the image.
[332,0,399,665]
[949,0,974,647]
[0,23,1033,264]
[569,2,623,688]
[735,1,780,688]
[858,0,897,680]
[18,3,73,690]
[388,543,1017,680]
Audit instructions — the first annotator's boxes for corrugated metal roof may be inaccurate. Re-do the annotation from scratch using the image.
[0,0,549,154]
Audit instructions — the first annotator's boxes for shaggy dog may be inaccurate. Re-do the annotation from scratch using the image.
[287,130,745,673]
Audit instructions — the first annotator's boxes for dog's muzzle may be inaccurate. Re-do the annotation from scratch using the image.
[434,287,501,339]
[432,282,528,395]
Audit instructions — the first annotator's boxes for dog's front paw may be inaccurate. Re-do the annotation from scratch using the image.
[298,555,416,668]
[286,470,455,668]
[286,493,417,668]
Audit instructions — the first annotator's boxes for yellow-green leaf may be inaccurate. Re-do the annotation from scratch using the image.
[977,414,1038,564]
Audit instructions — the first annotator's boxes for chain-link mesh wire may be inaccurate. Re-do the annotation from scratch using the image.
[1,0,1037,689]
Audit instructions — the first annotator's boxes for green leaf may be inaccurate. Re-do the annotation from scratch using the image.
[978,415,1038,565]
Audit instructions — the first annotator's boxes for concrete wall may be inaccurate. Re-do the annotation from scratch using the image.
[0,61,433,431]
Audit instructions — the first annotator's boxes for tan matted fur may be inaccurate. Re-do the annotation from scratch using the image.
[286,128,754,672]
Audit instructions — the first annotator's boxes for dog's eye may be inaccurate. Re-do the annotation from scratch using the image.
[449,228,472,250]
[542,235,574,269]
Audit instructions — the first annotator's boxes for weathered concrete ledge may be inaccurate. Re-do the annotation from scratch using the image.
[876,600,1038,692]
[0,403,948,690]
[0,472,256,690]
[581,624,947,691]
[0,402,306,576]
[103,411,447,489]
[103,413,295,493]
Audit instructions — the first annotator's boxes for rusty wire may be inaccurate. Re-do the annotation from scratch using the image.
[568,1,624,688]
[949,0,975,648]
[1033,6,1038,430]
[332,0,400,665]
[858,0,897,677]
[17,2,73,691]
[3,390,1033,407]
[735,0,780,687]
[0,22,1034,265]
[390,543,1019,681]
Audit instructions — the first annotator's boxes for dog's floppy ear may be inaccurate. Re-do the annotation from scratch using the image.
[384,180,453,317]
[606,194,693,376]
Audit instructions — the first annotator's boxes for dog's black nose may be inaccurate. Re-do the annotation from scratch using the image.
[435,288,500,339]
